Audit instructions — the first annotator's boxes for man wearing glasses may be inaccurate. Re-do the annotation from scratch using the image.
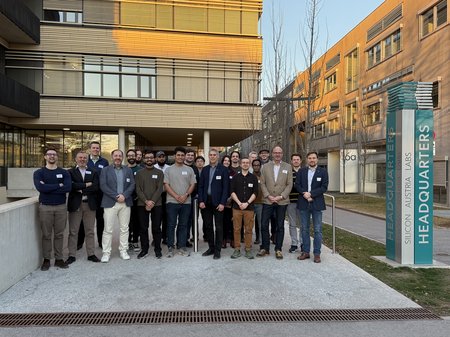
[33,148,72,271]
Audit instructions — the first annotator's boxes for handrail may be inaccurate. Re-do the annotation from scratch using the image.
[324,193,336,254]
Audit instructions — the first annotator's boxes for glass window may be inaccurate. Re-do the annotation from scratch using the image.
[432,81,439,108]
[45,131,63,158]
[345,49,358,93]
[422,8,434,36]
[421,1,447,37]
[437,0,447,26]
[84,73,101,96]
[325,72,337,93]
[328,118,339,135]
[100,134,119,163]
[365,102,381,125]
[345,102,357,141]
[367,43,381,68]
[25,130,45,167]
[122,66,138,98]
[63,131,83,168]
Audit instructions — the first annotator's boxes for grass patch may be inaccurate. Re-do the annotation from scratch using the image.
[322,224,450,316]
[328,193,450,228]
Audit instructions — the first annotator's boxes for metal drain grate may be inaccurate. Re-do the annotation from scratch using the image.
[0,308,440,327]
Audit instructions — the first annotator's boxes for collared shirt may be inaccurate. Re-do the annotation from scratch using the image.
[208,165,217,195]
[273,162,281,182]
[90,155,99,164]
[77,166,86,180]
[307,167,316,192]
[114,165,124,194]
[230,172,259,211]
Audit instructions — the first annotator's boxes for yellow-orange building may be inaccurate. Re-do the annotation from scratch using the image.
[256,0,448,206]
[0,0,262,198]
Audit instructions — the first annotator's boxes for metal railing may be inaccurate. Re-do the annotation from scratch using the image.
[324,193,336,254]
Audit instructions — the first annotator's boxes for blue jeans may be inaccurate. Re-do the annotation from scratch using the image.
[166,203,190,249]
[253,203,263,241]
[300,208,323,255]
[261,203,287,252]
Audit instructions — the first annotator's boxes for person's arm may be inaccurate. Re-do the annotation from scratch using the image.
[310,169,329,197]
[220,167,230,206]
[122,169,136,199]
[259,166,270,198]
[135,172,147,204]
[84,171,99,193]
[150,173,164,203]
[280,166,293,200]
[56,170,72,193]
[100,168,119,199]
[33,170,59,193]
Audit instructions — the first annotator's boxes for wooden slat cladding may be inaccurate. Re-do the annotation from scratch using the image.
[43,0,82,11]
[17,26,262,64]
[28,98,257,130]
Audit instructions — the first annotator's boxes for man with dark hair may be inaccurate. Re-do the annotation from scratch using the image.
[155,150,170,245]
[258,149,270,165]
[66,151,100,264]
[296,151,328,263]
[33,148,72,270]
[135,151,164,259]
[164,146,196,257]
[126,149,143,252]
[78,141,109,249]
[198,148,230,259]
[230,150,241,175]
[288,153,302,253]
[184,148,199,246]
[251,158,263,244]
[135,149,144,167]
[257,146,293,260]
[100,149,135,263]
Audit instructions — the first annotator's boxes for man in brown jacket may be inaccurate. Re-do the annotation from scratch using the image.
[135,151,164,259]
[257,146,293,260]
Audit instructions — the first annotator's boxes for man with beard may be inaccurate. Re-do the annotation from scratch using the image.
[155,151,170,244]
[135,149,144,167]
[296,151,328,263]
[230,151,241,175]
[258,149,270,165]
[100,149,135,262]
[135,151,164,259]
[33,148,72,270]
[127,149,143,252]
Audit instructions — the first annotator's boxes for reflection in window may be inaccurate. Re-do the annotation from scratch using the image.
[421,0,447,37]
[43,10,82,24]
[365,102,381,125]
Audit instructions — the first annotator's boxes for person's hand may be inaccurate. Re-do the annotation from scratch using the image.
[117,194,125,203]
[217,204,225,212]
[199,202,206,209]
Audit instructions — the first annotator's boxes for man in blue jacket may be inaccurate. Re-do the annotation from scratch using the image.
[198,149,229,259]
[33,148,72,271]
[296,151,329,263]
[100,149,135,262]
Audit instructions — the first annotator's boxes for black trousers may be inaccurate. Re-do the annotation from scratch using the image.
[128,203,140,243]
[138,205,162,254]
[201,199,224,252]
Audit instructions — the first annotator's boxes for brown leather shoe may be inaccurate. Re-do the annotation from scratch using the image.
[297,252,310,260]
[314,255,321,263]
[54,259,69,269]
[40,259,50,271]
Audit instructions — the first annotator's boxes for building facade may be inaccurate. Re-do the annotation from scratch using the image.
[237,0,449,206]
[0,0,262,199]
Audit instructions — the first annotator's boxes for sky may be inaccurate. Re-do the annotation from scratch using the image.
[261,0,384,95]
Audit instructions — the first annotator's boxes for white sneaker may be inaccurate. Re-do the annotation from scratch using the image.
[178,248,190,257]
[101,254,110,263]
[167,247,173,258]
[120,251,131,260]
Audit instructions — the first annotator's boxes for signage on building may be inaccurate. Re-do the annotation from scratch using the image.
[386,82,434,265]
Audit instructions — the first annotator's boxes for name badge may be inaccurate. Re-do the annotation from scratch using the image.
[134,172,137,175]
[152,175,158,179]
[98,165,104,169]
[317,177,322,181]
[126,178,131,182]
[229,176,233,179]
[182,171,188,176]
[282,170,288,174]
[216,176,222,180]
[248,183,253,187]
[258,179,261,183]
[56,174,63,178]
[85,171,92,175]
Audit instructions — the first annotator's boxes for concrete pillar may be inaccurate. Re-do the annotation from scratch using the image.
[203,130,210,165]
[118,128,126,164]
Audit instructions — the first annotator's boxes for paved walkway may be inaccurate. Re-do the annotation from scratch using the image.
[323,208,450,265]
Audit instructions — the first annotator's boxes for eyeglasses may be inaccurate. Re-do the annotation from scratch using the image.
[46,153,57,156]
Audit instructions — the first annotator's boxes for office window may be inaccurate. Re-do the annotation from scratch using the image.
[345,102,357,141]
[365,102,381,125]
[313,123,325,138]
[329,101,339,113]
[432,81,439,108]
[420,0,447,37]
[328,118,339,135]
[367,43,381,68]
[43,10,82,24]
[345,49,358,93]
[325,72,337,93]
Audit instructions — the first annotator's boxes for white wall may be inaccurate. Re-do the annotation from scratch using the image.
[327,152,340,191]
[7,168,40,198]
[340,149,359,193]
[0,197,41,294]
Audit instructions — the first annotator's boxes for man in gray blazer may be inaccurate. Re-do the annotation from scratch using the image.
[257,146,293,260]
[100,149,135,263]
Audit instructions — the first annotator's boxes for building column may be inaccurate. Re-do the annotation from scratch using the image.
[203,130,210,165]
[118,128,125,162]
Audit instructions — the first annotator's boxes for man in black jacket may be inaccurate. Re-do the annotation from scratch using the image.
[66,151,100,264]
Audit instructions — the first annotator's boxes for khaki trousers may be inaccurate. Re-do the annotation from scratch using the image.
[68,202,96,256]
[39,204,67,260]
[233,209,255,250]
[102,202,130,255]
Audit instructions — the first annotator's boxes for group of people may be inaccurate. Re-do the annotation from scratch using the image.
[33,142,328,271]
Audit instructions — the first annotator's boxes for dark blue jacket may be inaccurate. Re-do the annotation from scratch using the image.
[33,167,72,205]
[198,164,229,207]
[87,156,109,171]
[296,166,328,211]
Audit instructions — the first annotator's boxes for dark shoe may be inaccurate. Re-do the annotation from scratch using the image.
[314,255,321,263]
[77,244,83,251]
[54,259,69,269]
[162,239,168,245]
[155,251,162,259]
[222,241,227,249]
[202,248,215,256]
[289,245,298,253]
[66,256,76,265]
[213,251,221,259]
[99,243,102,249]
[87,255,100,263]
[40,259,50,271]
[254,239,260,245]
[137,251,149,259]
[186,241,193,248]
[298,252,310,261]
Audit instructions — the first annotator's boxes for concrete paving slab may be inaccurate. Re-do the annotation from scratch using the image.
[0,224,418,314]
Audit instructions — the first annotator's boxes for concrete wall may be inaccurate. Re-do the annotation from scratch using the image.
[0,196,41,294]
[7,168,39,198]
